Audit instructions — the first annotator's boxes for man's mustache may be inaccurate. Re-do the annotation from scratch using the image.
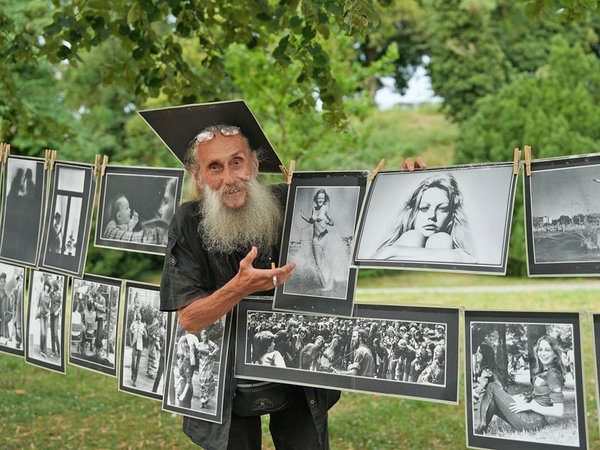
[221,182,249,194]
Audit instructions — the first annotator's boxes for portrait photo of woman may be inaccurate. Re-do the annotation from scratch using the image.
[373,174,476,263]
[466,312,587,450]
[353,164,517,274]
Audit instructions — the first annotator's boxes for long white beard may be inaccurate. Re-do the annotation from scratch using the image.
[198,177,282,255]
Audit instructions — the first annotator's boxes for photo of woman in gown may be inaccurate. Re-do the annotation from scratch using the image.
[373,174,476,263]
[197,329,219,409]
[300,188,336,291]
[474,335,567,436]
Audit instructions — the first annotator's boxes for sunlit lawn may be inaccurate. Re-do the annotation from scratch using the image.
[2,275,599,449]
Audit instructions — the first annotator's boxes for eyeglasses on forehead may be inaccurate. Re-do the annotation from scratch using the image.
[195,126,241,144]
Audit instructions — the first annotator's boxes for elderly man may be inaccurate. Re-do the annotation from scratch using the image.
[159,121,340,450]
[152,100,425,449]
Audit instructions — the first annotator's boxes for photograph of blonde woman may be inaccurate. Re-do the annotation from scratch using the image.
[354,164,516,274]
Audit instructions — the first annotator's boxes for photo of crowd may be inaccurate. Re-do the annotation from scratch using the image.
[0,263,25,356]
[69,276,121,376]
[164,315,229,422]
[119,283,169,400]
[243,310,447,386]
[25,270,66,373]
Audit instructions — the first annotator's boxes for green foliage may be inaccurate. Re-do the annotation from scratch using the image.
[455,36,600,274]
[423,0,598,122]
[6,0,392,131]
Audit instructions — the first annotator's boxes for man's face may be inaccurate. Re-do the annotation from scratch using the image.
[351,331,359,349]
[195,133,258,210]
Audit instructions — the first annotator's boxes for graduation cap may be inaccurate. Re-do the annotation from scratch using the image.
[138,100,282,173]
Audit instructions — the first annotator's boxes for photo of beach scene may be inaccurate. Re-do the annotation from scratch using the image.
[530,163,600,264]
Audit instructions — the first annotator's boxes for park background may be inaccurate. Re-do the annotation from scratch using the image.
[1,0,600,448]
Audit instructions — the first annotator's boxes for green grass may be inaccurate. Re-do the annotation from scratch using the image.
[1,282,599,449]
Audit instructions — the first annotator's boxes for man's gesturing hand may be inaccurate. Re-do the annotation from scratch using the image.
[234,247,296,297]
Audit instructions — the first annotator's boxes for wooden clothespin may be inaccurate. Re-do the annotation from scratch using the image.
[279,164,289,183]
[44,149,50,170]
[93,154,101,177]
[49,150,57,171]
[287,160,295,185]
[280,160,295,184]
[368,159,386,182]
[524,145,532,177]
[3,144,9,164]
[512,148,521,175]
[101,155,109,176]
[0,143,5,165]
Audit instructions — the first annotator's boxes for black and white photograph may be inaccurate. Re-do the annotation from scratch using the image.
[593,314,600,433]
[0,263,25,357]
[163,313,231,423]
[236,298,459,403]
[0,156,47,267]
[119,281,170,401]
[525,154,600,276]
[353,163,517,274]
[274,172,367,317]
[69,275,121,376]
[39,162,96,278]
[25,270,66,374]
[465,311,587,450]
[95,166,185,255]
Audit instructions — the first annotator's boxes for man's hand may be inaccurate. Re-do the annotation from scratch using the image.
[402,157,427,172]
[234,247,295,297]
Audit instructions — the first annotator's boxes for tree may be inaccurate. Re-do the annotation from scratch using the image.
[455,36,600,274]
[1,0,393,135]
[423,0,598,122]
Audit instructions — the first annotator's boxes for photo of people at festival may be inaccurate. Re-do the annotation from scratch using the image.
[164,317,225,417]
[69,277,121,375]
[120,285,168,399]
[96,169,183,253]
[468,319,583,448]
[0,157,45,266]
[244,311,447,385]
[0,263,25,355]
[26,271,65,371]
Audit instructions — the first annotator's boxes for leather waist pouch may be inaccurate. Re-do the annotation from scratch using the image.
[232,381,292,417]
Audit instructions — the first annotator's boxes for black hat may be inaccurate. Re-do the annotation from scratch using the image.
[138,100,282,173]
